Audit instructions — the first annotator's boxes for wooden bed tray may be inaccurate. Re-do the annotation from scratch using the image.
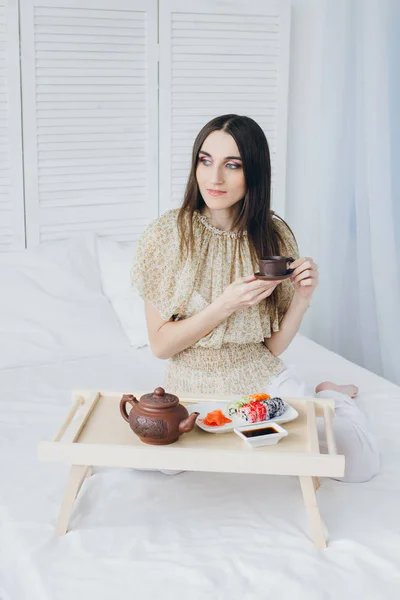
[38,390,344,549]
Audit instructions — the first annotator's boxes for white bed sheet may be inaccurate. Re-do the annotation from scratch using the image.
[1,335,399,600]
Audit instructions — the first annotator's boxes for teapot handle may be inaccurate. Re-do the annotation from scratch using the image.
[120,394,137,422]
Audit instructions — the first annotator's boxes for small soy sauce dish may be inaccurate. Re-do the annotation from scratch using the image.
[233,422,288,448]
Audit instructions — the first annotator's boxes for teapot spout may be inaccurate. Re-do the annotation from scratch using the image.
[178,411,199,434]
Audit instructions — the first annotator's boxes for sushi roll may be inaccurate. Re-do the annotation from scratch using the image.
[254,400,267,421]
[238,401,259,423]
[227,393,271,417]
[238,400,267,423]
[261,397,286,419]
[238,397,287,423]
[226,398,247,417]
[243,393,271,403]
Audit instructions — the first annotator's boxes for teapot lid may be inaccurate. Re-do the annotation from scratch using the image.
[140,387,179,409]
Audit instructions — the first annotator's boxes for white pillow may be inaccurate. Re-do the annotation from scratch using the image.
[95,236,149,348]
[0,234,130,370]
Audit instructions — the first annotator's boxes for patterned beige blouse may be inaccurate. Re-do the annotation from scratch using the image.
[132,209,299,395]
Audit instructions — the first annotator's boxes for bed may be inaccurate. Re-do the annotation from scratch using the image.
[1,236,399,600]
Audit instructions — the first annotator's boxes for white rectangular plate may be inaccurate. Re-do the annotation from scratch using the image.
[187,401,299,433]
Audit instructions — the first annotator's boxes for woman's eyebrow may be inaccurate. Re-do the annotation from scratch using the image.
[199,150,242,161]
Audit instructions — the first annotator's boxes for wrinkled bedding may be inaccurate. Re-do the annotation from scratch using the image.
[1,336,399,600]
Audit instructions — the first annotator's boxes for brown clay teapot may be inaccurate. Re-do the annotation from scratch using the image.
[119,387,199,445]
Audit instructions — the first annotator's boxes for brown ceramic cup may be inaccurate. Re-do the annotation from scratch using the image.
[258,256,295,277]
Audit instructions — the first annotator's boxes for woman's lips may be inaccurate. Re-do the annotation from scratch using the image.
[207,189,227,197]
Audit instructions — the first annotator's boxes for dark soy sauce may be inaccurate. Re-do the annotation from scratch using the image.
[241,426,279,438]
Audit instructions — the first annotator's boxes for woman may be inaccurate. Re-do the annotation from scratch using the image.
[133,114,379,482]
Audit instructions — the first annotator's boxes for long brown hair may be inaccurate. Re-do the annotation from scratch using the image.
[177,114,296,310]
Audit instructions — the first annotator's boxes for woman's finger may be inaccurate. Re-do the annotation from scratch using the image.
[237,275,277,289]
[291,264,318,282]
[290,256,310,270]
[244,285,274,303]
[239,274,258,284]
[293,269,312,282]
[249,283,279,305]
[243,279,278,292]
[300,280,314,286]
[293,269,318,286]
[291,260,315,277]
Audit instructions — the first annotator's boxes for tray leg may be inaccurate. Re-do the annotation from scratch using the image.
[299,476,326,549]
[313,476,320,490]
[56,465,91,536]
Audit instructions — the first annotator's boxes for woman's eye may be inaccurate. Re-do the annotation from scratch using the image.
[199,158,241,169]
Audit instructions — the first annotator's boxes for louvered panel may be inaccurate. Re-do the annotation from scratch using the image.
[35,51,144,61]
[0,0,25,251]
[20,0,157,246]
[40,215,150,243]
[171,12,280,25]
[38,202,152,243]
[39,156,145,169]
[159,0,290,217]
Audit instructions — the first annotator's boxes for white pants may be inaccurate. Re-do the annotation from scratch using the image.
[265,366,380,483]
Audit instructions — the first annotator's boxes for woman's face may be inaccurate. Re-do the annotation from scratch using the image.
[196,130,246,211]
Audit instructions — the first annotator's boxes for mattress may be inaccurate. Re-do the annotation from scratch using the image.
[1,335,399,600]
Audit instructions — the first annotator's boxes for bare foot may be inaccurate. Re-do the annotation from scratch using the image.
[315,381,359,398]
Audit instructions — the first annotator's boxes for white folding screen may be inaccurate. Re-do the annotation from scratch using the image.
[159,0,291,217]
[0,0,25,251]
[1,0,291,250]
[19,0,158,245]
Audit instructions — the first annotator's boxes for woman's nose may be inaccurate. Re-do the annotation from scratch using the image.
[211,165,224,185]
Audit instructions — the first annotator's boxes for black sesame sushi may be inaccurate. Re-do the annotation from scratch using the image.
[261,397,286,419]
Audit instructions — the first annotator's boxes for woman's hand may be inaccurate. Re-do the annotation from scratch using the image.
[220,275,280,315]
[289,257,319,299]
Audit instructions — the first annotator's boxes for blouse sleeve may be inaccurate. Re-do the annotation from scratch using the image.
[131,210,186,322]
[272,216,300,328]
